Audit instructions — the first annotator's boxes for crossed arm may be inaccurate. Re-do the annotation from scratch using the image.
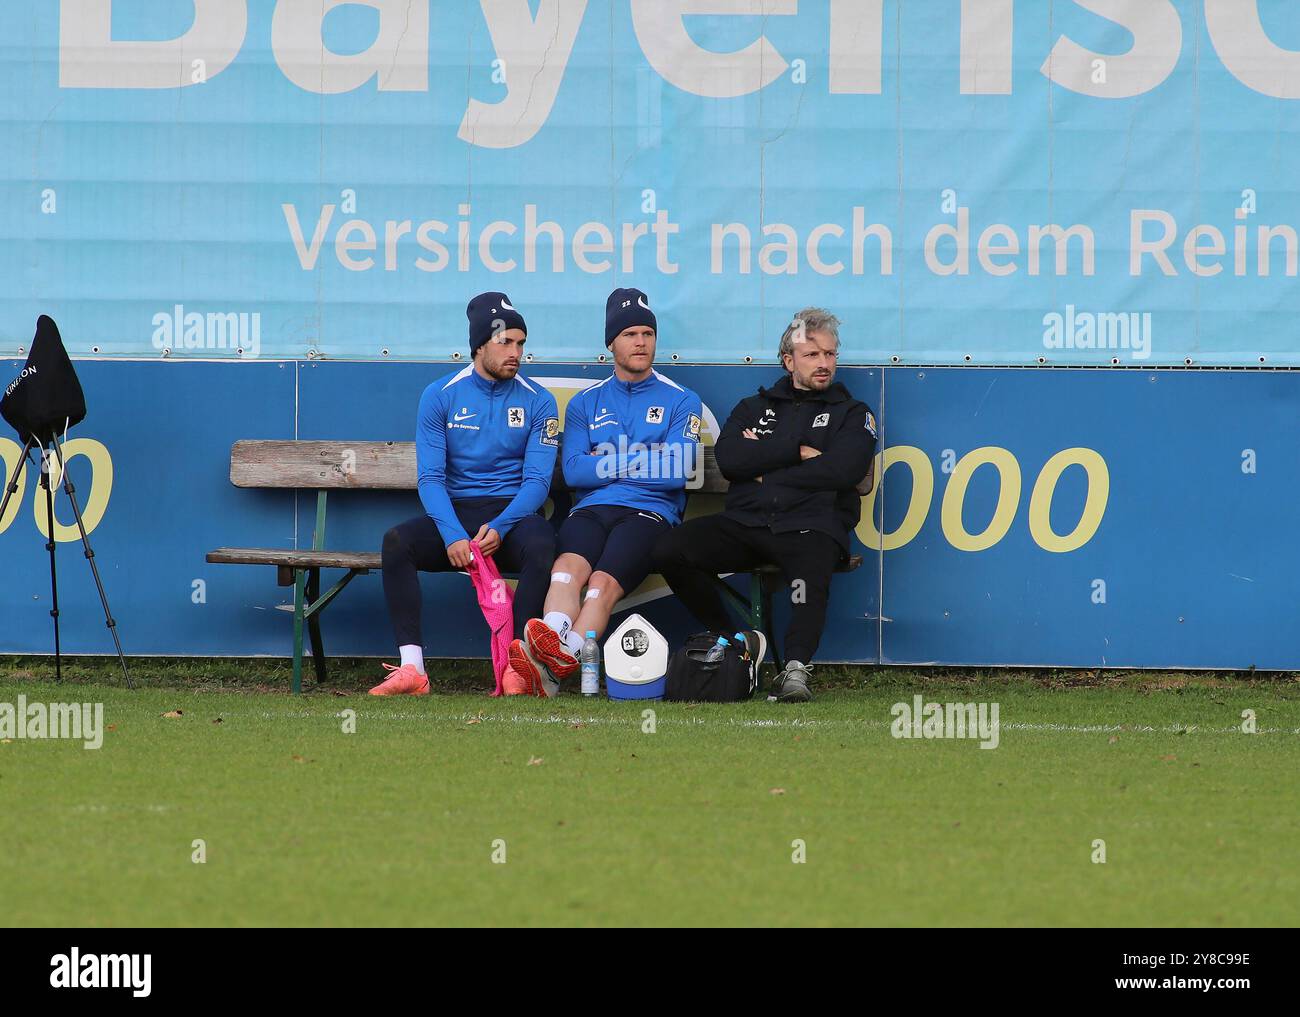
[562,394,703,492]
[715,400,873,490]
[763,404,875,491]
[715,400,828,482]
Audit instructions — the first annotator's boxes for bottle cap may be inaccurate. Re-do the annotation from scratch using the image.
[586,631,597,638]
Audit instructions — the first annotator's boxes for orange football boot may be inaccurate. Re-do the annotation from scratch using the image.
[524,618,579,679]
[368,662,430,696]
[507,639,560,698]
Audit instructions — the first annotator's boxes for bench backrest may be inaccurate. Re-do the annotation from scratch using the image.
[231,440,418,490]
[230,440,733,494]
[229,440,874,497]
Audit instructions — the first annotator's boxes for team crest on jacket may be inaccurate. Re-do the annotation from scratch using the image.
[508,407,525,427]
[683,413,702,441]
[542,416,560,446]
[646,406,665,424]
[812,412,830,428]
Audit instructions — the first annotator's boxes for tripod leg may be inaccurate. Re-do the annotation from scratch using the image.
[50,439,131,688]
[0,435,35,526]
[41,449,62,684]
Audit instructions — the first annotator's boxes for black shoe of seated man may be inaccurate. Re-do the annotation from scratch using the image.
[735,627,766,668]
[768,660,813,703]
[731,629,767,695]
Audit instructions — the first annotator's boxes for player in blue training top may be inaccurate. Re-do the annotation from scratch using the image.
[508,288,703,695]
[372,292,560,696]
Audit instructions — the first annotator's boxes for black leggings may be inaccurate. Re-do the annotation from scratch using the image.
[652,515,842,665]
[382,497,556,646]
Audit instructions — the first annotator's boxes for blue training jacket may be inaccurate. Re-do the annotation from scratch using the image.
[416,366,560,548]
[562,370,703,525]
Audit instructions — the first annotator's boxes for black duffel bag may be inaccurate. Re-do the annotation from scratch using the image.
[663,632,757,703]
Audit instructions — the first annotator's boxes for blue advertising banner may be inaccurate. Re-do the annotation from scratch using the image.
[4,3,1300,366]
[875,367,1296,669]
[1,359,1295,670]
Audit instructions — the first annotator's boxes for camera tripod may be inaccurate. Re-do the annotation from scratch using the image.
[0,431,130,687]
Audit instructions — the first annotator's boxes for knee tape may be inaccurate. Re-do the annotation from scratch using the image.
[551,572,572,585]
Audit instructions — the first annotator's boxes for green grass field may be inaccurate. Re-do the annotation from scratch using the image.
[1,659,1298,926]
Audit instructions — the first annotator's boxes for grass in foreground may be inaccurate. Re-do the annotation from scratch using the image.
[0,660,1297,926]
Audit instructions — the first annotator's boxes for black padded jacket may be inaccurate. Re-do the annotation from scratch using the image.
[713,374,878,555]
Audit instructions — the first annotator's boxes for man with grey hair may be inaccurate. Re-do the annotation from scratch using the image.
[652,308,877,702]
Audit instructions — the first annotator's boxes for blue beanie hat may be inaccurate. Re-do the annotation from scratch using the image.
[604,288,657,347]
[467,292,526,356]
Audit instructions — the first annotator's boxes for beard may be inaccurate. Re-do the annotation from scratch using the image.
[798,370,833,390]
[484,358,519,380]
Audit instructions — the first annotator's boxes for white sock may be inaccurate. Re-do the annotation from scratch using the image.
[399,645,426,674]
[543,611,573,641]
[563,628,585,655]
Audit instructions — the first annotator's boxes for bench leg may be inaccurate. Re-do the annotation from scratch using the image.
[746,573,765,692]
[291,568,307,696]
[760,573,784,673]
[763,592,783,673]
[745,571,785,688]
[305,568,328,686]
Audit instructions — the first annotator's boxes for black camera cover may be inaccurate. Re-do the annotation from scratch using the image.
[1,316,86,445]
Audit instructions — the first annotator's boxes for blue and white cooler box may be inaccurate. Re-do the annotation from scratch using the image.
[603,614,668,701]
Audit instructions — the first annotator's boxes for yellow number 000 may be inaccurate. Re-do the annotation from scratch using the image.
[941,447,1022,552]
[856,446,934,550]
[857,446,1108,553]
[1028,448,1109,553]
[0,437,113,540]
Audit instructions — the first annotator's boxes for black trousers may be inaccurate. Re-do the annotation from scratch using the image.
[382,497,556,646]
[652,514,842,665]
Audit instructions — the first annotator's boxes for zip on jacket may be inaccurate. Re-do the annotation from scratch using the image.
[416,366,560,548]
[561,370,703,525]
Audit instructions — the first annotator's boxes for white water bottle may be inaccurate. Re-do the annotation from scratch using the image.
[580,631,601,696]
[703,636,729,664]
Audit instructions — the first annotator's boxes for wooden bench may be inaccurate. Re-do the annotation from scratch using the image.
[207,439,870,692]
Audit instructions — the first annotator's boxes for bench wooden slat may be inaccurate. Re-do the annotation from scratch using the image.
[208,546,863,576]
[206,547,381,571]
[230,440,733,494]
[231,441,415,490]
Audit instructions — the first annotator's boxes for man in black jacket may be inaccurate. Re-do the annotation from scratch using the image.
[651,308,877,702]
